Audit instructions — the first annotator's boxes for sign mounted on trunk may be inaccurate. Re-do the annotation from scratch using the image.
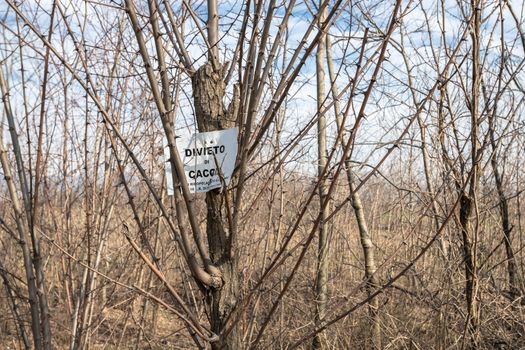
[165,128,238,194]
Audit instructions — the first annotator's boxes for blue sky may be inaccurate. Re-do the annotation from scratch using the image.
[1,0,524,180]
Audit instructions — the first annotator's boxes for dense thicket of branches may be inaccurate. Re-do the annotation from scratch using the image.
[0,0,524,349]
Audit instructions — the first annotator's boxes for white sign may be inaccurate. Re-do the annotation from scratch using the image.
[165,128,238,194]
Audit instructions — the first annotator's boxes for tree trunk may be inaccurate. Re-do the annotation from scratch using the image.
[459,193,479,348]
[313,3,330,348]
[491,151,520,298]
[0,64,49,350]
[325,33,381,349]
[192,63,239,349]
[487,71,521,300]
[462,1,481,347]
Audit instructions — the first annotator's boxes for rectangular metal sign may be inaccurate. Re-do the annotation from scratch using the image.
[165,128,238,194]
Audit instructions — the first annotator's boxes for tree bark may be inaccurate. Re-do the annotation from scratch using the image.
[192,63,239,350]
[461,1,482,347]
[0,64,50,350]
[313,2,330,348]
[325,33,381,349]
[326,34,382,349]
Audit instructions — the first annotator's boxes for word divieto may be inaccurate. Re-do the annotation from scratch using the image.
[184,145,225,157]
